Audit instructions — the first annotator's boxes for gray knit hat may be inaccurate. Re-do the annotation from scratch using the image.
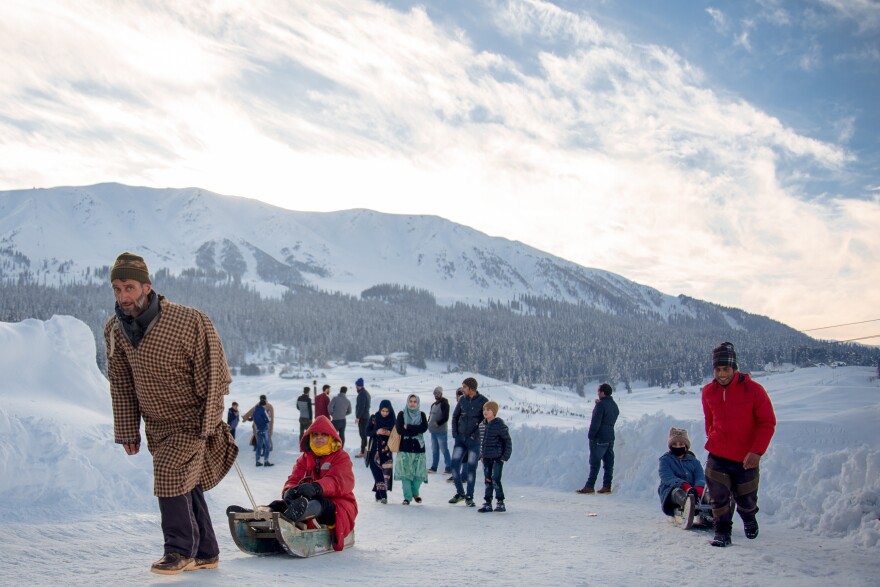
[110,252,151,284]
[668,427,691,450]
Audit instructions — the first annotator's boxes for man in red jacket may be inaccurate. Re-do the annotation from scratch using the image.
[278,416,357,551]
[702,342,776,547]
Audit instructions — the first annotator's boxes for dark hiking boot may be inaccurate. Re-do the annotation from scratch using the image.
[710,533,732,547]
[446,476,455,483]
[465,497,476,507]
[744,519,759,539]
[413,496,422,503]
[443,469,452,474]
[151,552,195,575]
[477,502,493,513]
[263,461,274,467]
[449,494,465,504]
[428,468,437,474]
[494,501,506,512]
[597,486,612,494]
[576,486,595,494]
[188,556,219,571]
[402,499,410,505]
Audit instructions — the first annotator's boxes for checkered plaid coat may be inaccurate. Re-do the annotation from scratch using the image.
[104,295,238,498]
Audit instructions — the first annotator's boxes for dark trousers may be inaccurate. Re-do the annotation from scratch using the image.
[482,458,505,502]
[332,419,346,446]
[358,419,368,454]
[157,485,218,559]
[299,418,311,443]
[586,440,614,488]
[705,453,760,535]
[451,437,480,498]
[229,426,237,439]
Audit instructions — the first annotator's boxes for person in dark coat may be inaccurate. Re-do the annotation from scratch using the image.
[253,397,273,467]
[449,377,488,507]
[577,382,620,494]
[427,386,451,474]
[354,378,371,458]
[227,402,240,439]
[365,399,396,503]
[296,387,312,443]
[477,401,512,513]
[658,428,705,518]
[393,394,429,504]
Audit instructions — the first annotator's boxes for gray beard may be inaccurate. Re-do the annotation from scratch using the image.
[122,293,148,317]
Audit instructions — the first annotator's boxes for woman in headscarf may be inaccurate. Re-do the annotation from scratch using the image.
[365,399,396,504]
[394,394,429,505]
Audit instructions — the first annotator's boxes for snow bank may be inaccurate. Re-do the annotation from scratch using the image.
[0,316,154,520]
[1,316,878,546]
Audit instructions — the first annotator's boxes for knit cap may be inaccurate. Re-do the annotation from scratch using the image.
[667,427,691,450]
[110,252,151,284]
[484,401,499,416]
[712,342,738,370]
[356,378,365,387]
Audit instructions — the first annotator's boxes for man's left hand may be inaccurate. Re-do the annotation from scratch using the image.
[743,452,761,469]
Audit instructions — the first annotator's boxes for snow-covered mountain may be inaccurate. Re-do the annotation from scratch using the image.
[0,183,695,319]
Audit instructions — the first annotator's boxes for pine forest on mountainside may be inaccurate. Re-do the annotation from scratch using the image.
[2,271,876,394]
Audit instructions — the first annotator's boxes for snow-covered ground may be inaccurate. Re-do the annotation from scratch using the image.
[1,315,878,586]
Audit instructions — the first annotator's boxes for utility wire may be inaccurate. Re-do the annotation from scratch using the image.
[802,318,880,332]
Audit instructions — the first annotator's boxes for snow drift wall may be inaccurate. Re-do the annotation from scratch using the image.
[507,416,880,547]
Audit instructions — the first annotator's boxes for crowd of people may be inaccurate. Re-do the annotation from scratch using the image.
[106,251,775,577]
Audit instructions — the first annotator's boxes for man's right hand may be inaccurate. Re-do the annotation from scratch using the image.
[123,442,140,455]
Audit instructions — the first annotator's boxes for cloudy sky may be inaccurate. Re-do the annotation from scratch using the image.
[2,0,878,344]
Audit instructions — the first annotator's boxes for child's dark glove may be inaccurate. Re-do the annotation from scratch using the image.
[297,482,322,499]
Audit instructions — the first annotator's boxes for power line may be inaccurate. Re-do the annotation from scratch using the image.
[802,318,880,332]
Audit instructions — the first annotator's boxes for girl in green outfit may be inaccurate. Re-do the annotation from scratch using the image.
[394,394,429,504]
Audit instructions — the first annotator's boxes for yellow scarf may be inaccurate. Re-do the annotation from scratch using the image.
[310,436,340,457]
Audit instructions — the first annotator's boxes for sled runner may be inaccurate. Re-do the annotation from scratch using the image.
[227,508,355,557]
[672,488,714,530]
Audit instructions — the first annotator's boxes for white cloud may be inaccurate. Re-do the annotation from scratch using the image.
[706,7,729,33]
[0,0,875,339]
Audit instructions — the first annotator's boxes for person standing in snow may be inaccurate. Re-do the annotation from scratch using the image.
[394,394,429,505]
[449,377,488,507]
[702,342,776,547]
[658,428,705,521]
[477,401,512,513]
[252,397,273,467]
[354,378,371,458]
[315,384,331,420]
[427,386,452,474]
[328,386,352,446]
[365,399,396,503]
[105,252,237,575]
[296,386,313,443]
[577,382,619,494]
[242,394,275,452]
[227,402,240,439]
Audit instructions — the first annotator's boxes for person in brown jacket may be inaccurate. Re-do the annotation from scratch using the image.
[105,253,238,576]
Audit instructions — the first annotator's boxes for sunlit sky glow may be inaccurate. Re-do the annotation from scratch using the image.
[1,0,878,344]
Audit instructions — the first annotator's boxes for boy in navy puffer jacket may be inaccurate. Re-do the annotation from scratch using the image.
[477,401,512,512]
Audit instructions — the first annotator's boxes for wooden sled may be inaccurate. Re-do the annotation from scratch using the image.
[228,508,354,557]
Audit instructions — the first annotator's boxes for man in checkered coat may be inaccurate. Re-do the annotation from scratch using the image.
[104,252,238,575]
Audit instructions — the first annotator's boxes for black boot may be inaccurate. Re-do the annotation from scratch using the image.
[283,497,324,522]
[743,518,759,539]
[710,533,732,547]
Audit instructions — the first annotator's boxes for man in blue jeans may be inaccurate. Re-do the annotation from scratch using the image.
[448,377,487,507]
[253,397,274,467]
[577,383,619,494]
[427,386,452,474]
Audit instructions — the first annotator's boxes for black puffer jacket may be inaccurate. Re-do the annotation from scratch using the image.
[452,392,488,441]
[479,417,512,461]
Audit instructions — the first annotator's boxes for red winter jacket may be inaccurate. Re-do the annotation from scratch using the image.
[702,373,776,463]
[283,416,358,550]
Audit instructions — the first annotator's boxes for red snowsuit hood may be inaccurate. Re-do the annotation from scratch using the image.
[701,372,776,462]
[283,415,357,550]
